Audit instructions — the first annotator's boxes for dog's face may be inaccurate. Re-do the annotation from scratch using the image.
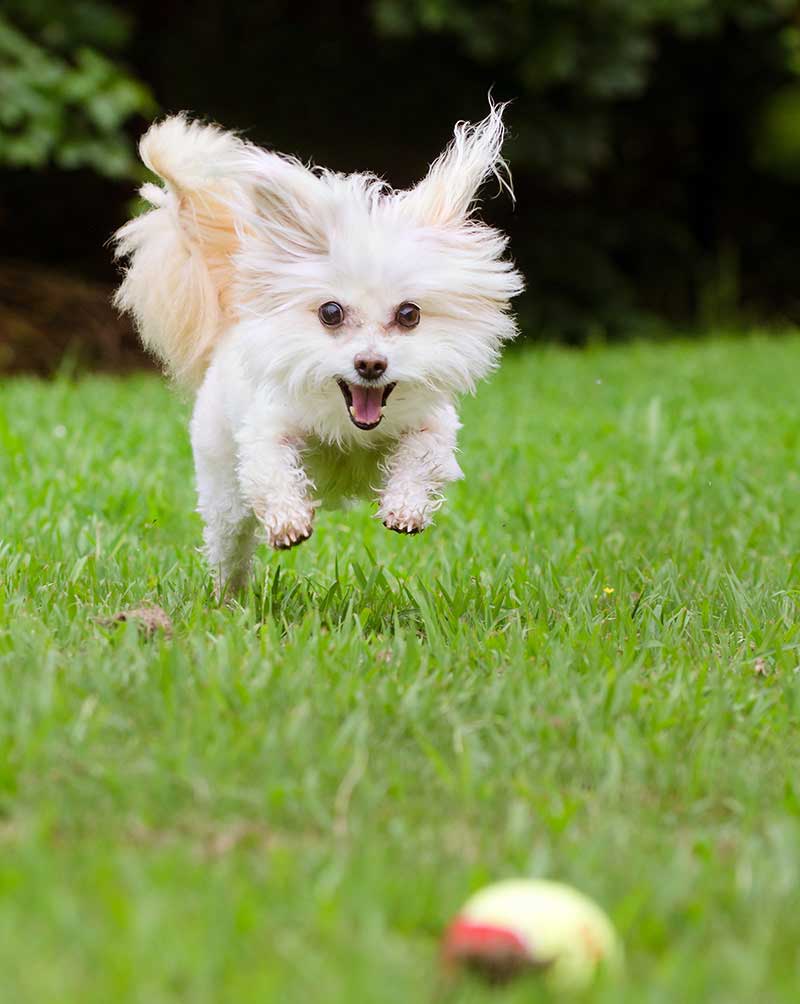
[229,107,523,441]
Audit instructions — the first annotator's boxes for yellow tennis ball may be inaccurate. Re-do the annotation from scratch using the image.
[442,879,622,992]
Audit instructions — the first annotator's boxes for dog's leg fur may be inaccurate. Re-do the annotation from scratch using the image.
[235,401,316,552]
[191,376,258,597]
[377,404,463,534]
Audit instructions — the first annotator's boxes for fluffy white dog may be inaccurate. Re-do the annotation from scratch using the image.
[113,103,523,594]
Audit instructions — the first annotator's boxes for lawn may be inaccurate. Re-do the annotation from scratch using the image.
[1,334,800,1003]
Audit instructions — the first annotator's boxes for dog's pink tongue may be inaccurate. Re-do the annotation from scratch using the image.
[350,384,383,426]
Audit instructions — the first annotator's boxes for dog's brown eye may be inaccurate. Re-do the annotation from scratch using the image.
[396,301,420,329]
[318,301,345,327]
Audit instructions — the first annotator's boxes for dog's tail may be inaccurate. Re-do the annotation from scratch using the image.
[113,115,254,386]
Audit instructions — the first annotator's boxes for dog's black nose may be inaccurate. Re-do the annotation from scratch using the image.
[354,353,388,381]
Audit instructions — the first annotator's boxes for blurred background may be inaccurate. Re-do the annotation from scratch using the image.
[4,0,800,375]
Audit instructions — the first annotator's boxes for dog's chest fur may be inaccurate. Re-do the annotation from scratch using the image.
[301,439,390,509]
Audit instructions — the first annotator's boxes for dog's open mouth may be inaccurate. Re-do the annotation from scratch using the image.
[337,380,396,430]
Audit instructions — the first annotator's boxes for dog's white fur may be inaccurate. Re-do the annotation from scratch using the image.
[113,104,523,594]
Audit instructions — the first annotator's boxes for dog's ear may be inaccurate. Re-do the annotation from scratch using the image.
[241,150,332,257]
[404,101,512,226]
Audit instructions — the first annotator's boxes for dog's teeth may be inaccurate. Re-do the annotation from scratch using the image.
[349,406,355,417]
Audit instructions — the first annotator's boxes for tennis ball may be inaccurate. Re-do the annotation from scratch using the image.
[442,878,622,992]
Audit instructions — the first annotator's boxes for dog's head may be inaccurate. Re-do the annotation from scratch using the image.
[227,103,523,440]
[116,104,522,431]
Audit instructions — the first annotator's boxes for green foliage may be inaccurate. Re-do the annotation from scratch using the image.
[0,2,153,177]
[3,336,800,999]
[369,0,800,330]
[757,27,800,178]
[374,0,797,185]
[757,84,800,177]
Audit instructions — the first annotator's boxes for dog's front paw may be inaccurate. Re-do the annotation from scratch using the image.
[256,501,315,551]
[379,499,432,536]
[383,516,424,535]
[267,518,314,550]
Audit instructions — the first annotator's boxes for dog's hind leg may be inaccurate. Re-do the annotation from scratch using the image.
[191,375,258,599]
[200,489,258,600]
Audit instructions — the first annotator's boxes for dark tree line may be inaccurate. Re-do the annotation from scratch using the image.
[4,0,800,343]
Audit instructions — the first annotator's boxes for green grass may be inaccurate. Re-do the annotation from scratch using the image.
[2,334,800,1003]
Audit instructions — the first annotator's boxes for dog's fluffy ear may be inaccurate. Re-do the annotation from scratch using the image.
[113,115,255,385]
[403,101,512,225]
[241,149,331,258]
[226,146,334,318]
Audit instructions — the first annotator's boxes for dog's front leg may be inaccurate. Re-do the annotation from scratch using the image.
[236,408,316,550]
[377,405,464,535]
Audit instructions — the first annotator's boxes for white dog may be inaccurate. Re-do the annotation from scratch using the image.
[113,104,523,594]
